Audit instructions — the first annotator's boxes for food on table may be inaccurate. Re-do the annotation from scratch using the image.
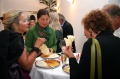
[39,44,59,59]
[47,53,59,58]
[44,60,60,67]
[64,65,70,73]
[41,53,59,58]
[41,54,50,58]
[64,35,75,46]
[39,44,50,55]
[36,60,60,68]
[36,61,48,67]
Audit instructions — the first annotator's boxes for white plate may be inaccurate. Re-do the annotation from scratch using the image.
[35,59,60,69]
[41,53,60,59]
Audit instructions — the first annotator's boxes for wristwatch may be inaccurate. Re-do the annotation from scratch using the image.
[31,47,40,54]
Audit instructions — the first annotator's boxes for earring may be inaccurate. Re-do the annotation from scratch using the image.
[90,32,92,37]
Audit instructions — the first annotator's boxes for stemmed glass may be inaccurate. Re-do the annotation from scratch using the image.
[59,39,66,53]
[59,39,67,64]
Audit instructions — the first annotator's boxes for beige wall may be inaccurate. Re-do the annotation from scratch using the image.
[0,0,1,16]
[59,0,108,52]
[1,0,46,13]
[0,0,4,31]
[109,0,120,5]
[0,0,46,31]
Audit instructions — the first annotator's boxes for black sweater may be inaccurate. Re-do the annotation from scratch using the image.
[69,31,120,79]
[0,30,24,79]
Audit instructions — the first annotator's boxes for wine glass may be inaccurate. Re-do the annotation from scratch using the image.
[59,39,67,64]
[59,39,66,53]
[61,53,67,64]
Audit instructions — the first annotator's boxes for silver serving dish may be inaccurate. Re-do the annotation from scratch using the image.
[62,64,70,74]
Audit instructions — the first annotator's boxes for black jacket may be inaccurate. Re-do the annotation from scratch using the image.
[62,21,76,52]
[69,30,120,79]
[0,30,24,79]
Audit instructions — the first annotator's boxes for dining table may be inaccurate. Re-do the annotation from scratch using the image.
[29,53,81,79]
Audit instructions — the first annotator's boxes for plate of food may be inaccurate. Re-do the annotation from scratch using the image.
[39,44,60,59]
[62,64,70,74]
[41,53,60,59]
[35,59,60,69]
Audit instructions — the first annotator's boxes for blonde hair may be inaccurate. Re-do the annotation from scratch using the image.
[2,9,23,30]
[49,12,62,30]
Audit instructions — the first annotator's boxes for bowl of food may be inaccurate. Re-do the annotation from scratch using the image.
[62,64,70,74]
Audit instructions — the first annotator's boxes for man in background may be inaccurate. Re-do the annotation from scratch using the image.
[58,13,76,52]
[102,4,120,38]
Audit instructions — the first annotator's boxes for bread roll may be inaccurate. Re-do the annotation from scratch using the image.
[39,44,50,55]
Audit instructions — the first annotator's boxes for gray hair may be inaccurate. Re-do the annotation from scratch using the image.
[58,13,66,21]
[2,9,23,30]
[102,4,120,18]
[49,12,62,30]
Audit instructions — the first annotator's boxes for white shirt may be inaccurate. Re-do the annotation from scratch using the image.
[114,28,120,38]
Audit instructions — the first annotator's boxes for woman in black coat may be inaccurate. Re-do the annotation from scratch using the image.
[64,9,120,79]
[0,9,46,79]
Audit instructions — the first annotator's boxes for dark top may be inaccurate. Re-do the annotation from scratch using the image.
[0,30,24,79]
[62,21,76,52]
[69,30,120,79]
[55,30,63,53]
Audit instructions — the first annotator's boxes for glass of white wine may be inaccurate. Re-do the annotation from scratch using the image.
[61,53,67,64]
[59,39,67,64]
[59,39,66,53]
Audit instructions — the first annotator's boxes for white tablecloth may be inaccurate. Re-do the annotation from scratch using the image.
[29,53,81,79]
[29,56,70,79]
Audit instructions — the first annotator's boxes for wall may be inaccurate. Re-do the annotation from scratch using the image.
[59,0,108,52]
[0,0,4,30]
[0,0,46,13]
[0,0,120,52]
[109,0,120,6]
[0,0,46,31]
[0,0,1,16]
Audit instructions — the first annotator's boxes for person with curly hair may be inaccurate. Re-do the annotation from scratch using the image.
[63,9,120,79]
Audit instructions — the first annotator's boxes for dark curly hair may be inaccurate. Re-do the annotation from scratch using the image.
[82,9,113,34]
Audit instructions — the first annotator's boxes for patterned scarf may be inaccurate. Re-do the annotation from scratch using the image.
[36,22,50,41]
